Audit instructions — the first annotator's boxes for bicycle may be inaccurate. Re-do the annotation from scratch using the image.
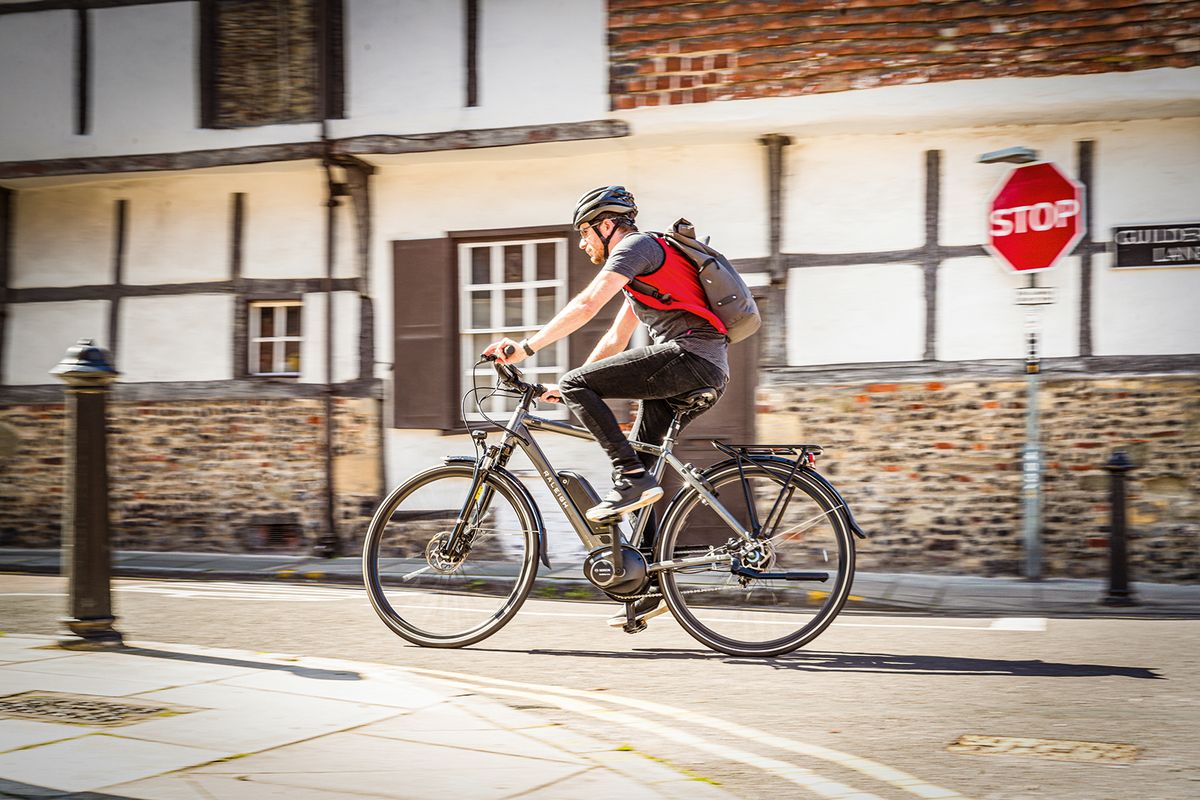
[362,354,867,657]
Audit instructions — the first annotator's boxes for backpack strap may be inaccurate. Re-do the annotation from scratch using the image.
[628,277,673,303]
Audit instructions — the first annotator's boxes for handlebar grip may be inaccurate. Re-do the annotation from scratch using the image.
[501,344,516,357]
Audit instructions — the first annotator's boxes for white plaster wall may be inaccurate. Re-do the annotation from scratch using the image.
[0,5,319,162]
[0,11,73,153]
[937,256,1080,362]
[617,69,1200,141]
[786,263,925,365]
[3,301,110,385]
[369,138,766,367]
[11,184,117,288]
[300,291,361,384]
[784,135,924,254]
[118,294,232,382]
[122,176,232,285]
[337,0,607,138]
[940,128,1086,248]
[1093,252,1200,356]
[241,169,330,280]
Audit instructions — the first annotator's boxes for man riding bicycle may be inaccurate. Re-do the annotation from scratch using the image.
[484,186,730,627]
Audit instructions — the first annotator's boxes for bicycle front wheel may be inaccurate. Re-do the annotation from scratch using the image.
[657,460,855,657]
[362,464,540,648]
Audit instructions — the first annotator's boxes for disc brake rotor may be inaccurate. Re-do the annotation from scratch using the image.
[426,531,466,573]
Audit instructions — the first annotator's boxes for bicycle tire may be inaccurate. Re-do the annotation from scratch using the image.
[362,464,541,648]
[656,459,856,657]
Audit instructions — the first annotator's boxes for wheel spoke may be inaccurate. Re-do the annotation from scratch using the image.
[362,466,538,647]
[659,463,854,657]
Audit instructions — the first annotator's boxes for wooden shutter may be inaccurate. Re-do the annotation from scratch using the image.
[392,238,455,430]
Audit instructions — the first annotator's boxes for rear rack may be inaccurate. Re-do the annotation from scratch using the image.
[712,442,823,458]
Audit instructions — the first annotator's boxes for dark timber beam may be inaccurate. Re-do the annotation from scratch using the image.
[757,133,792,368]
[0,121,631,181]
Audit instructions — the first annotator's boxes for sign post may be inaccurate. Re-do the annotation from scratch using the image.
[987,162,1085,580]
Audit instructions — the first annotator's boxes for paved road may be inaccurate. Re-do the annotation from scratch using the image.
[3,574,1198,799]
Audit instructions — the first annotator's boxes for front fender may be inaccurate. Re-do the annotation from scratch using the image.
[443,456,552,567]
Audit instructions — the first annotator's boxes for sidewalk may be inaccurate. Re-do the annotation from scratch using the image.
[3,547,1198,618]
[0,634,733,799]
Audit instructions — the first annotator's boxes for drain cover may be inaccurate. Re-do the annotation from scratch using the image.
[0,692,197,728]
[948,734,1139,764]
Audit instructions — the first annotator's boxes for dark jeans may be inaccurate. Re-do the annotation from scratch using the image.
[558,341,727,476]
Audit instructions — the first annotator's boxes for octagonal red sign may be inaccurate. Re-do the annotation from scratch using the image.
[987,162,1086,273]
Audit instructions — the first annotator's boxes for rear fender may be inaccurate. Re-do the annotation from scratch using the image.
[695,456,868,540]
[443,456,551,567]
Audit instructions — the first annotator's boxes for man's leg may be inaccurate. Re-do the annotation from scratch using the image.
[558,344,694,519]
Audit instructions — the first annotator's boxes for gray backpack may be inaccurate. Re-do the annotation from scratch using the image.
[662,218,761,344]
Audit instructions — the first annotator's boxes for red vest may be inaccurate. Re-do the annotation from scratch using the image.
[622,238,728,335]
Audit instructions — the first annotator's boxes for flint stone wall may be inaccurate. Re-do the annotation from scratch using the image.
[2,374,1197,581]
[0,396,381,555]
[758,373,1199,582]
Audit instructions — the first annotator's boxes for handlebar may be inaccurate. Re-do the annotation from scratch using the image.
[482,347,546,397]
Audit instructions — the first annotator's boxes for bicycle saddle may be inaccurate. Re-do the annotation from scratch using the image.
[667,387,719,414]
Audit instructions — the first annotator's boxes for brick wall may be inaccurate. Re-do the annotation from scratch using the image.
[0,396,381,555]
[609,1,1200,109]
[758,373,1200,582]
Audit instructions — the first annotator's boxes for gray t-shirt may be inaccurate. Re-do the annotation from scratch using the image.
[604,232,729,378]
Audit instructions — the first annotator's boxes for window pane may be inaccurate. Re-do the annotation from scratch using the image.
[260,307,275,337]
[503,246,524,283]
[504,289,523,327]
[257,344,273,374]
[536,243,556,281]
[286,306,301,336]
[536,347,558,370]
[284,341,300,373]
[471,292,491,329]
[471,247,490,285]
[537,288,556,325]
[471,334,493,361]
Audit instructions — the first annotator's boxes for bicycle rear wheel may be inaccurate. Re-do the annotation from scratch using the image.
[656,460,855,657]
[362,464,540,648]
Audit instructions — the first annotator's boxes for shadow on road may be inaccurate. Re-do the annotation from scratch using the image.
[120,646,362,681]
[515,647,1161,679]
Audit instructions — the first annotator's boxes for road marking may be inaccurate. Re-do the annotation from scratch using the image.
[433,674,887,800]
[114,582,366,603]
[988,617,1046,631]
[404,665,974,800]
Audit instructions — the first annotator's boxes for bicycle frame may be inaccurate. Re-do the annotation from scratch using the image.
[463,382,757,567]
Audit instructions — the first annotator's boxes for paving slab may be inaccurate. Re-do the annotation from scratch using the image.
[190,730,589,800]
[0,718,101,752]
[0,734,226,794]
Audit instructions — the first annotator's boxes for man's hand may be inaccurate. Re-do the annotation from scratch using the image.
[538,383,563,404]
[482,338,526,365]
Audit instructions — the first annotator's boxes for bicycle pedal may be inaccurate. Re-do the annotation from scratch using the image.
[622,620,648,634]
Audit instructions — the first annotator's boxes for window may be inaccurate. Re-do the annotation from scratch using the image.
[199,0,344,129]
[459,238,569,420]
[249,301,302,376]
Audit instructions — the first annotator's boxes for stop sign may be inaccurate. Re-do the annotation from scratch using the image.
[986,162,1085,273]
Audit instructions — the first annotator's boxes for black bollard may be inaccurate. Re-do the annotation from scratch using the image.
[50,339,124,649]
[1101,450,1139,607]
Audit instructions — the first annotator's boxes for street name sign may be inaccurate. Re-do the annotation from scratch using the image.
[1015,286,1056,305]
[1112,222,1200,268]
[987,162,1085,274]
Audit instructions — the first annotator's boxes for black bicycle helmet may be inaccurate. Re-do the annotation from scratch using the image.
[573,185,637,230]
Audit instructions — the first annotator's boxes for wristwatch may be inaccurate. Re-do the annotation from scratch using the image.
[519,338,536,357]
